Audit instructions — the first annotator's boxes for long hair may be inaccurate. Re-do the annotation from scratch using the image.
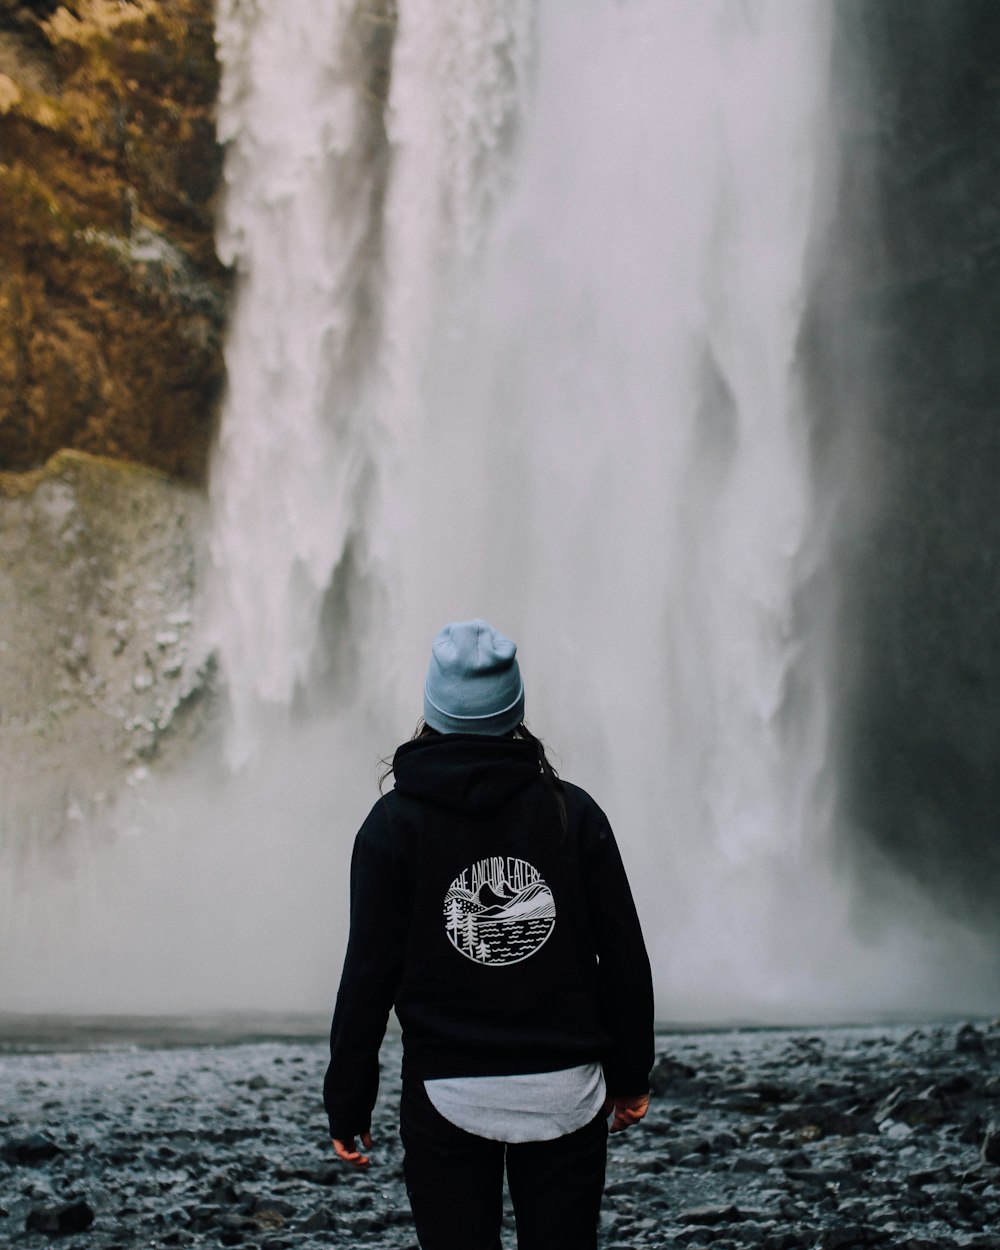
[377,720,434,792]
[378,720,568,832]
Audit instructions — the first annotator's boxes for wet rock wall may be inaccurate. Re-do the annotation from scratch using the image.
[0,450,213,841]
[819,1,1000,926]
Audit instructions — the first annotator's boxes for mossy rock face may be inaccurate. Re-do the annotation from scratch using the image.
[0,0,230,482]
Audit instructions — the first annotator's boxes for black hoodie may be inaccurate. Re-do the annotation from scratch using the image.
[323,733,654,1140]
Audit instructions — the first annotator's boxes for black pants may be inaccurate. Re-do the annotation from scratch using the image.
[400,1079,608,1250]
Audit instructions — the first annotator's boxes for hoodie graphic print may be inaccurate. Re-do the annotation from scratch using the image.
[444,856,556,966]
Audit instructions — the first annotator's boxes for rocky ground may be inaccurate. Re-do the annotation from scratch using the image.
[1,1019,998,1250]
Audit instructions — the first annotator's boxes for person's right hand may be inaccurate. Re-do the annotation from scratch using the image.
[332,1130,373,1168]
[604,1093,650,1134]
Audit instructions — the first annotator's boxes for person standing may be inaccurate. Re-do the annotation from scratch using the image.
[324,619,654,1250]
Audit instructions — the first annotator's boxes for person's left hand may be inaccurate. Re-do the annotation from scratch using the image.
[332,1131,374,1168]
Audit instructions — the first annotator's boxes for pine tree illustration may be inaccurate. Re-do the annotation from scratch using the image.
[465,913,477,951]
[448,896,461,941]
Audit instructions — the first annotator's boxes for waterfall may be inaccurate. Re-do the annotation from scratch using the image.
[208,0,397,763]
[206,0,855,1016]
[9,1,997,1019]
[379,0,844,1015]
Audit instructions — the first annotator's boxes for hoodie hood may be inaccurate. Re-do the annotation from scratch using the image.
[392,734,540,815]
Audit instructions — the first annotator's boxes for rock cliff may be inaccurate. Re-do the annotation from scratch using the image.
[0,0,228,481]
[0,450,213,838]
[823,1,1000,923]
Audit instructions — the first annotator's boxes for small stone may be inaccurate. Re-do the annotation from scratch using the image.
[603,1179,647,1198]
[635,1157,666,1174]
[155,630,180,648]
[247,1074,269,1091]
[187,1203,221,1230]
[2,1132,62,1165]
[25,1199,95,1235]
[955,1023,986,1054]
[298,1205,331,1231]
[731,1153,771,1173]
[665,1135,711,1162]
[297,1164,340,1186]
[254,1207,289,1229]
[816,1225,868,1250]
[347,1213,386,1234]
[720,1089,764,1111]
[205,1182,240,1206]
[649,1053,699,1096]
[981,1120,1000,1165]
[677,1204,742,1225]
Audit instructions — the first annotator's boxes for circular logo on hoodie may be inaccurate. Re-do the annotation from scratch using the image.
[443,856,556,967]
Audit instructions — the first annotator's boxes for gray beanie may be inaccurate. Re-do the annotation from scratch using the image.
[423,619,525,735]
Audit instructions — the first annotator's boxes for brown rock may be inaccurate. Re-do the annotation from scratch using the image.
[0,0,230,482]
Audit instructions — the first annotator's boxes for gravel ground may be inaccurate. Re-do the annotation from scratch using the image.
[1,1020,998,1249]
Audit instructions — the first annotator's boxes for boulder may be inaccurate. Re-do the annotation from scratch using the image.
[1,1131,62,1164]
[0,451,213,852]
[25,1198,95,1234]
[982,1120,1000,1165]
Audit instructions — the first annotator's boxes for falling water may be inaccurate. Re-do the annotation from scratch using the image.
[194,0,1000,1020]
[373,0,844,1015]
[207,0,398,763]
[207,0,837,1013]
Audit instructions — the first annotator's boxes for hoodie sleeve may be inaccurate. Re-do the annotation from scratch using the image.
[323,800,410,1140]
[580,802,655,1096]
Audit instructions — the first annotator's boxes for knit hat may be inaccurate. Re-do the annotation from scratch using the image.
[423,619,525,735]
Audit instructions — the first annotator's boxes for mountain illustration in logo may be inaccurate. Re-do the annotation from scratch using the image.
[444,856,556,966]
[478,882,511,909]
